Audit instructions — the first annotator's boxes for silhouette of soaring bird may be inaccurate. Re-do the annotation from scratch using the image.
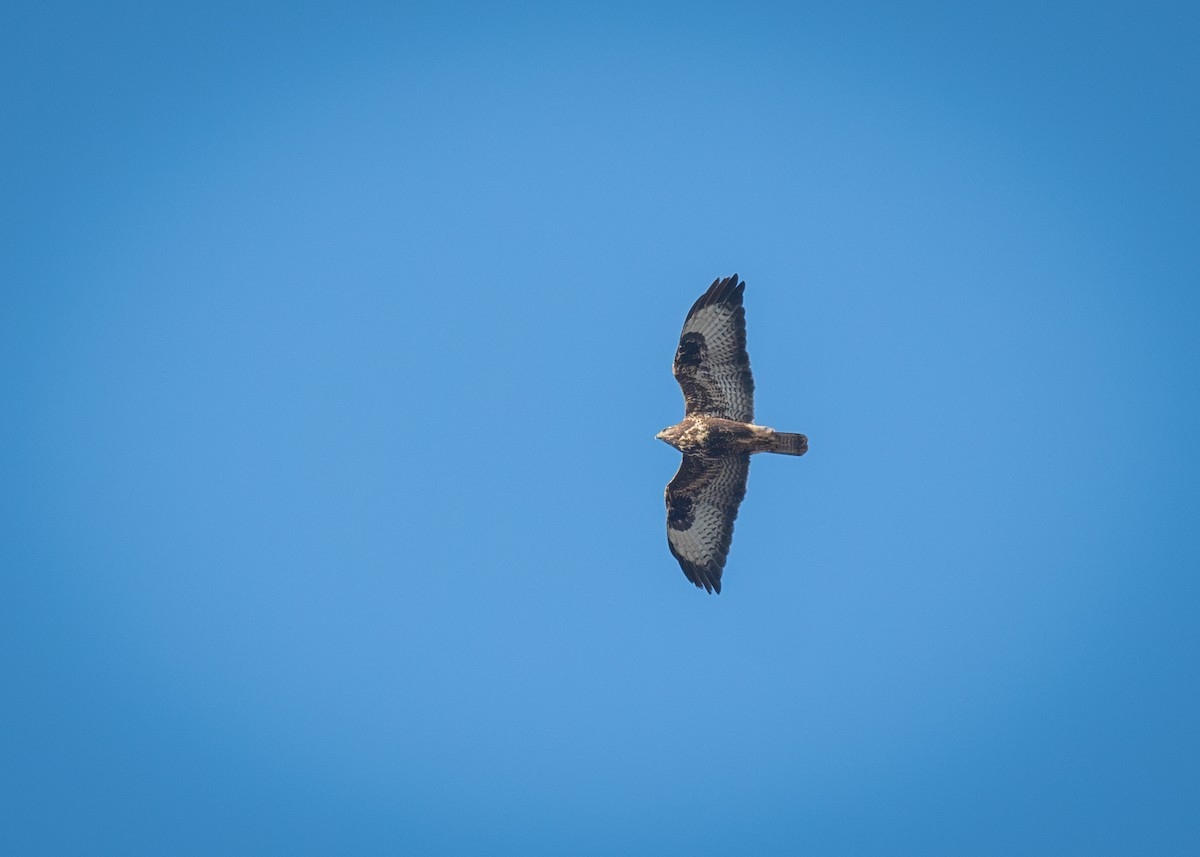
[656,275,808,593]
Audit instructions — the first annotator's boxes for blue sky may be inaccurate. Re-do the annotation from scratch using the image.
[3,2,1198,854]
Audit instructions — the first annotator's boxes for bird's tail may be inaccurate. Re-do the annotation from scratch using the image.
[769,431,809,456]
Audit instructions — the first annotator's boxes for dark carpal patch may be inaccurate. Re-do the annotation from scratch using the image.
[675,332,706,367]
[666,493,694,530]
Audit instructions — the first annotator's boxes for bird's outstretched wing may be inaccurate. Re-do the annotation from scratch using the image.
[665,453,750,594]
[672,274,754,423]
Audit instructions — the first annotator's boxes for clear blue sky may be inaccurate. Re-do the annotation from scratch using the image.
[3,2,1198,854]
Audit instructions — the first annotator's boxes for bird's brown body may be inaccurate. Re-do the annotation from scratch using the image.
[656,416,807,460]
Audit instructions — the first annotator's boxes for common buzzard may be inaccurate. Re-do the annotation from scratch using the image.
[657,275,808,593]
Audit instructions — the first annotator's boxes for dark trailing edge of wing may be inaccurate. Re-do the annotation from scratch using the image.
[685,274,744,322]
[668,541,723,594]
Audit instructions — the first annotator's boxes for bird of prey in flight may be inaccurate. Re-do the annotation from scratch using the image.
[656,275,808,594]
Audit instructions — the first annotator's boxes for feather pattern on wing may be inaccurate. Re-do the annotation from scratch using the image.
[665,453,750,594]
[672,274,755,423]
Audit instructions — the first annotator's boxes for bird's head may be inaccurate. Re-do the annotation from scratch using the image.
[656,425,682,448]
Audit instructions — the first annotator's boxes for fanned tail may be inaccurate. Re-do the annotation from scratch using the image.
[770,432,808,456]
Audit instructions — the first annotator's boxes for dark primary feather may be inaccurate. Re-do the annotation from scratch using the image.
[665,453,750,594]
[672,274,755,423]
